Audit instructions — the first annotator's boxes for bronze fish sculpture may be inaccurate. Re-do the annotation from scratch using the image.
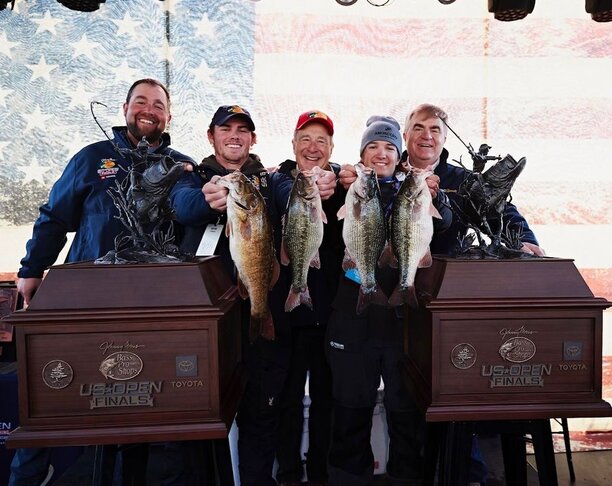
[281,167,326,312]
[128,153,184,225]
[217,171,279,341]
[386,169,440,308]
[337,163,387,314]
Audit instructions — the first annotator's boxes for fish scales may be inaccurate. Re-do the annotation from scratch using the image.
[388,171,435,308]
[340,164,387,314]
[282,171,324,312]
[218,171,278,341]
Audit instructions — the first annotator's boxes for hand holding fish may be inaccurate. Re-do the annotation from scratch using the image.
[203,175,229,212]
[338,164,357,190]
[425,174,440,199]
[315,169,337,200]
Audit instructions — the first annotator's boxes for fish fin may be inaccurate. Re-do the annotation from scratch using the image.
[388,285,419,309]
[285,286,313,312]
[418,248,433,268]
[270,258,280,289]
[337,205,346,221]
[430,203,442,219]
[261,312,275,340]
[225,222,232,237]
[248,316,260,343]
[407,286,419,309]
[241,219,252,240]
[321,209,328,224]
[378,242,397,268]
[249,311,275,342]
[356,284,387,314]
[280,239,290,266]
[342,249,356,271]
[310,251,321,269]
[237,276,249,300]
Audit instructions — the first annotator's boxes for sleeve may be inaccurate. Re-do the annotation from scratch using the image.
[433,189,453,233]
[170,172,219,226]
[503,202,539,245]
[18,152,86,278]
[270,171,293,216]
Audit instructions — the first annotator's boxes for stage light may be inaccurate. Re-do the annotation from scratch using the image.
[488,0,535,21]
[0,0,15,11]
[586,0,612,21]
[57,1,106,12]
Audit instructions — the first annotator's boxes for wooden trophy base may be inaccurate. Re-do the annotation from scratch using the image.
[6,257,243,448]
[404,256,611,422]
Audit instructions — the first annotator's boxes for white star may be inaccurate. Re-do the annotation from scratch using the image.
[0,140,10,159]
[113,59,143,85]
[71,34,98,59]
[28,55,58,82]
[114,11,142,38]
[194,14,217,38]
[0,32,20,56]
[20,158,51,185]
[32,11,62,36]
[24,106,54,132]
[154,39,179,64]
[0,86,12,109]
[190,61,215,86]
[67,83,95,109]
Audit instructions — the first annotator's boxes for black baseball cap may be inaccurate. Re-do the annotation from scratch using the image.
[210,105,255,131]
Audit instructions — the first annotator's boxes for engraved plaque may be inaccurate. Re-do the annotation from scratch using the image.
[42,360,73,390]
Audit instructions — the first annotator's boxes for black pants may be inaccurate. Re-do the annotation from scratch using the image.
[326,309,425,485]
[236,334,290,486]
[275,325,333,483]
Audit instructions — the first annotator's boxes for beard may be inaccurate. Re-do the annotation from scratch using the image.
[126,120,164,145]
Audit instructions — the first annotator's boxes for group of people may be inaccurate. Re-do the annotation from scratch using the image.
[12,78,544,486]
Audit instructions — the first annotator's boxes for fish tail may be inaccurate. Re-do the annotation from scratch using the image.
[356,284,387,315]
[388,284,419,308]
[285,286,313,312]
[249,311,275,342]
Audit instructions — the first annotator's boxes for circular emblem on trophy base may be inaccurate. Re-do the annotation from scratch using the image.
[450,343,477,370]
[99,352,143,381]
[499,337,536,363]
[42,359,74,389]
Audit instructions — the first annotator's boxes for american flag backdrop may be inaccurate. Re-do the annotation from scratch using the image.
[0,0,611,441]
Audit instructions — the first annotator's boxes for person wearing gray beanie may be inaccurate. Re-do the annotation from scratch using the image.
[359,115,403,157]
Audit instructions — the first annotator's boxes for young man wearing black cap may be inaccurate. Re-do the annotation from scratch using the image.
[272,111,343,486]
[172,106,335,486]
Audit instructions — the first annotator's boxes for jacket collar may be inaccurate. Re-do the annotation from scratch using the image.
[198,153,266,176]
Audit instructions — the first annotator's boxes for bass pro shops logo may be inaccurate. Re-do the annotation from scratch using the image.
[97,159,119,180]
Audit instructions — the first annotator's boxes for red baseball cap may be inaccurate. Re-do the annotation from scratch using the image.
[295,110,334,135]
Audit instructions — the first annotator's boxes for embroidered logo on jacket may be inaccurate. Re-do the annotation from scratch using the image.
[98,159,119,180]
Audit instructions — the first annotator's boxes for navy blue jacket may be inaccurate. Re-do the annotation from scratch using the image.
[170,154,293,276]
[18,127,195,278]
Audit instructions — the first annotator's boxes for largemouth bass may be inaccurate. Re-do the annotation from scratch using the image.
[387,169,440,308]
[281,168,326,312]
[337,163,387,314]
[217,171,279,341]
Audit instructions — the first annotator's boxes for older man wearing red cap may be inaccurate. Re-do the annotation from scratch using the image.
[272,111,344,486]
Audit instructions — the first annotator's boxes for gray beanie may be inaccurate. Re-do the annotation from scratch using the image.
[360,115,402,156]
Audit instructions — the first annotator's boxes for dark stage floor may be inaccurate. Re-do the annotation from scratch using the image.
[27,435,610,485]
